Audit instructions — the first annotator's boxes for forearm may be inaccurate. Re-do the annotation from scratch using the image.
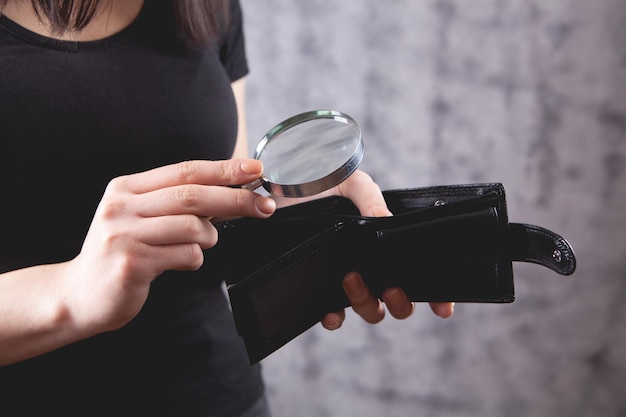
[0,262,92,366]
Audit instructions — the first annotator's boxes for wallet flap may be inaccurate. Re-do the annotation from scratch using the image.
[508,223,576,275]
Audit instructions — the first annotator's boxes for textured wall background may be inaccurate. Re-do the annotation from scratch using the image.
[240,1,626,416]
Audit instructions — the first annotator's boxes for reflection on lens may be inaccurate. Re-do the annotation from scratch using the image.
[259,118,361,185]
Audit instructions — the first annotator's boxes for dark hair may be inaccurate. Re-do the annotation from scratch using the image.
[0,0,230,46]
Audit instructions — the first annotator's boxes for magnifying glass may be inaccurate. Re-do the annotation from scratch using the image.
[243,109,364,198]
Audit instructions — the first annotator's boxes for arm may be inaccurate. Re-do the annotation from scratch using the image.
[231,77,250,159]
[0,262,88,366]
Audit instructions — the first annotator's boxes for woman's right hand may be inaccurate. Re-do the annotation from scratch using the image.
[65,159,276,334]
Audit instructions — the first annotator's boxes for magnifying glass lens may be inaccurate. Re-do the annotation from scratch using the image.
[260,119,360,185]
[246,110,364,198]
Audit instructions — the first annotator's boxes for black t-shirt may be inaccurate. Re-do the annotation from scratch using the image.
[0,1,264,416]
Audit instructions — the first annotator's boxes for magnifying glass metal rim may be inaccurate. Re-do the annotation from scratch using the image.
[248,109,364,198]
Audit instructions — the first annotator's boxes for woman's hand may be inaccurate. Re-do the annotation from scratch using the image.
[285,170,455,330]
[65,159,276,334]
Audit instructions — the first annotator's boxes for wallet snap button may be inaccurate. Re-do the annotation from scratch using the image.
[552,249,562,263]
[434,199,446,207]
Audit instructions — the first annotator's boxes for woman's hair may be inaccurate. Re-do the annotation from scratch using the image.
[0,0,230,46]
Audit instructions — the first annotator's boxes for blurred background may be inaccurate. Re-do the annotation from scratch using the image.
[239,0,626,416]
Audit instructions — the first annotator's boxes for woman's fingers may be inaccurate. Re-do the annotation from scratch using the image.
[343,272,385,324]
[321,310,345,331]
[138,243,207,274]
[111,159,264,194]
[131,185,276,219]
[382,287,415,320]
[130,215,219,249]
[429,302,455,319]
[98,159,276,222]
[334,170,392,217]
[340,272,454,325]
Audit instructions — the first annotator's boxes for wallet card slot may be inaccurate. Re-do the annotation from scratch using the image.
[360,206,515,303]
[383,183,505,213]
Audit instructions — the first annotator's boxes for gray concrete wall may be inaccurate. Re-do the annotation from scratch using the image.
[240,1,626,416]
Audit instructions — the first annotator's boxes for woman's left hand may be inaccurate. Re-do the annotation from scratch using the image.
[278,170,455,330]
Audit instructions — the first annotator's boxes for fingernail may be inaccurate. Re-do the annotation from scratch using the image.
[255,197,276,215]
[241,160,262,175]
[372,205,393,217]
[343,272,363,294]
[439,303,455,319]
[384,288,403,309]
[326,320,341,330]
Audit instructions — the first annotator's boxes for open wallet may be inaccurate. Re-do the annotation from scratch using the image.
[207,183,577,364]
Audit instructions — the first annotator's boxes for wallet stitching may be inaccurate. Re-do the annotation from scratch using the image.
[233,224,345,292]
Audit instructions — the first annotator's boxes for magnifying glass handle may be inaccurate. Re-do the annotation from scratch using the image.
[241,178,263,192]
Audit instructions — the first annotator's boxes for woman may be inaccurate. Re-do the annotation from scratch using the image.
[0,1,453,415]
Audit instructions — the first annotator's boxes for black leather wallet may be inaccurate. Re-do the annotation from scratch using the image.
[207,183,576,364]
